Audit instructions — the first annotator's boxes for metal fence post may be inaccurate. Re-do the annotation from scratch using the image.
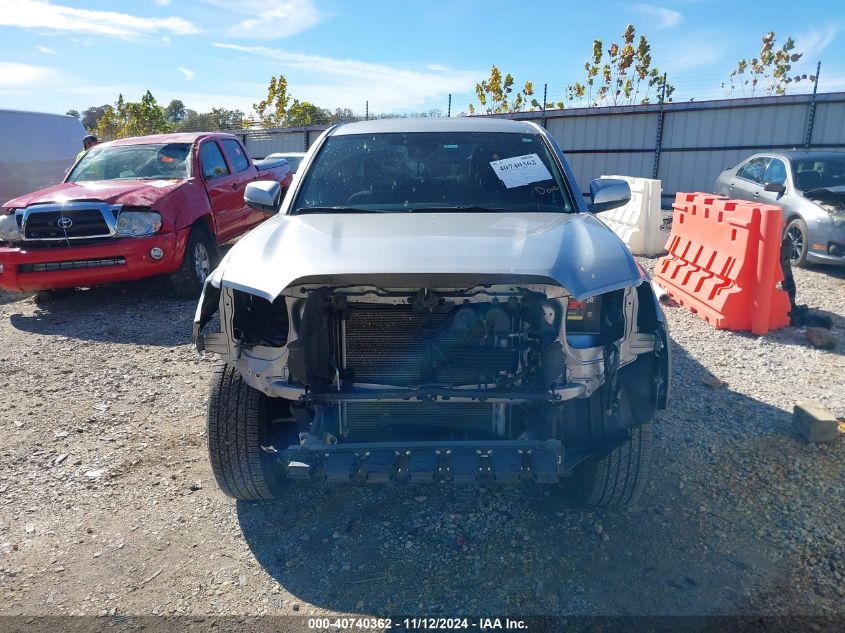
[542,83,548,128]
[804,61,822,149]
[652,73,667,180]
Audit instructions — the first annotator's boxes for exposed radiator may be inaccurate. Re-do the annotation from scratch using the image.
[342,304,517,387]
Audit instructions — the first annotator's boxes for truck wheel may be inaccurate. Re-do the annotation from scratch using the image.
[171,227,218,298]
[785,218,809,267]
[572,423,653,507]
[207,361,288,501]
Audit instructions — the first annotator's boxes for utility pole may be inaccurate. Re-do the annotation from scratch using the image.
[448,94,451,117]
[365,100,369,121]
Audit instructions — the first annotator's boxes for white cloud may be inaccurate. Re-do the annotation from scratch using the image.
[631,3,683,29]
[164,91,257,113]
[204,0,322,39]
[659,32,726,73]
[0,0,199,39]
[213,43,479,110]
[794,25,839,64]
[178,66,195,81]
[155,0,171,5]
[0,61,57,88]
[818,71,845,92]
[35,44,56,54]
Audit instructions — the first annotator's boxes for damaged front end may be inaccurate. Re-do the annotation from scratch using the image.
[195,273,670,485]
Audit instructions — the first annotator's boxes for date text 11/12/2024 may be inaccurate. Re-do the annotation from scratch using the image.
[307,617,529,630]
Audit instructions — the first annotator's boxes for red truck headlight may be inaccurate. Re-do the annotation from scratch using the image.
[115,210,162,237]
[0,211,22,243]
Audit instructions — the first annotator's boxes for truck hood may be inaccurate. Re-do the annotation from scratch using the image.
[3,179,187,209]
[217,212,642,301]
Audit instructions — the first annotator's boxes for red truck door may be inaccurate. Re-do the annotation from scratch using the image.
[219,138,266,233]
[198,139,246,243]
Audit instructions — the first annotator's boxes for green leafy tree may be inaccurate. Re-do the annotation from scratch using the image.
[81,105,110,131]
[165,99,187,124]
[121,90,171,137]
[65,109,80,119]
[566,24,673,107]
[93,102,121,141]
[329,108,359,123]
[284,100,331,127]
[723,32,812,97]
[92,91,171,140]
[254,75,291,128]
[177,108,247,132]
[469,65,535,114]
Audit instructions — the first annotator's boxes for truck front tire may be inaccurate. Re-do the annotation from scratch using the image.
[207,361,288,501]
[572,422,653,507]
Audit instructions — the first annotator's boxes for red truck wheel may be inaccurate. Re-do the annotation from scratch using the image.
[171,228,218,298]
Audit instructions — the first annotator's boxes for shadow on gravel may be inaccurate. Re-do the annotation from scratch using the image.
[236,338,806,616]
[726,321,845,358]
[7,279,196,346]
[809,264,845,281]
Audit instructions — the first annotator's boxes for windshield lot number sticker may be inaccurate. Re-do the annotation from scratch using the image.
[489,153,553,188]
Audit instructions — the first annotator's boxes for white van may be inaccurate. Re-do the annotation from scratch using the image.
[0,109,86,206]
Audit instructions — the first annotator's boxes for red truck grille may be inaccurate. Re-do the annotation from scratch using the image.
[18,257,126,273]
[22,202,117,242]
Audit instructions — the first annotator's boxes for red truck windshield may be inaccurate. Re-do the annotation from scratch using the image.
[292,131,573,213]
[67,142,192,182]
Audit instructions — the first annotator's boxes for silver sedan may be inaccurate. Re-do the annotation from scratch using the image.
[714,151,845,266]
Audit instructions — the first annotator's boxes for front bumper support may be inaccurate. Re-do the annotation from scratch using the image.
[269,381,588,403]
[283,439,565,484]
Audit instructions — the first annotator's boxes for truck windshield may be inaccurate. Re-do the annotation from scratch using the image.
[292,131,573,213]
[67,143,192,182]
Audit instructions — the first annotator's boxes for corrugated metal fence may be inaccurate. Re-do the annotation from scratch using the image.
[241,92,845,204]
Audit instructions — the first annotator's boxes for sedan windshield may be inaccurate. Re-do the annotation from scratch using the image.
[292,131,573,213]
[792,156,845,190]
[67,143,192,182]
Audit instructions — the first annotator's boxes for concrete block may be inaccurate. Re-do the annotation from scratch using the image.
[793,401,840,444]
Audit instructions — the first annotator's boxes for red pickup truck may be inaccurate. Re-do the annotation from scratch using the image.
[0,132,292,296]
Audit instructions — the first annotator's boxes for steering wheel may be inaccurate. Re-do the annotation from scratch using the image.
[346,190,374,204]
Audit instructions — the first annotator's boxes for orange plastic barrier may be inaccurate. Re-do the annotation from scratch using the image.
[654,193,790,335]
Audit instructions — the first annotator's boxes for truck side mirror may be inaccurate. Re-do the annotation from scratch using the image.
[588,178,631,213]
[244,181,282,215]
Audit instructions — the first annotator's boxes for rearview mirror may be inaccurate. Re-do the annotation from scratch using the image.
[764,182,786,194]
[588,178,631,213]
[244,181,282,215]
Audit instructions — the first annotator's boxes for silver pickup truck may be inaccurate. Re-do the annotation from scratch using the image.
[194,118,671,506]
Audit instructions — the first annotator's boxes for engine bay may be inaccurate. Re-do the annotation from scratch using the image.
[210,282,665,451]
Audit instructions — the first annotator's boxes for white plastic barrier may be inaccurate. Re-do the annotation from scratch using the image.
[597,175,665,256]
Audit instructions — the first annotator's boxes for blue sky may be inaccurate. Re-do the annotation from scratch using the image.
[1,0,843,117]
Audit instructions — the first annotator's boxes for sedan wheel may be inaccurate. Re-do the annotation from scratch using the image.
[785,218,809,267]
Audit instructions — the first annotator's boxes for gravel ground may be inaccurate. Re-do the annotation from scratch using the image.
[0,261,843,620]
